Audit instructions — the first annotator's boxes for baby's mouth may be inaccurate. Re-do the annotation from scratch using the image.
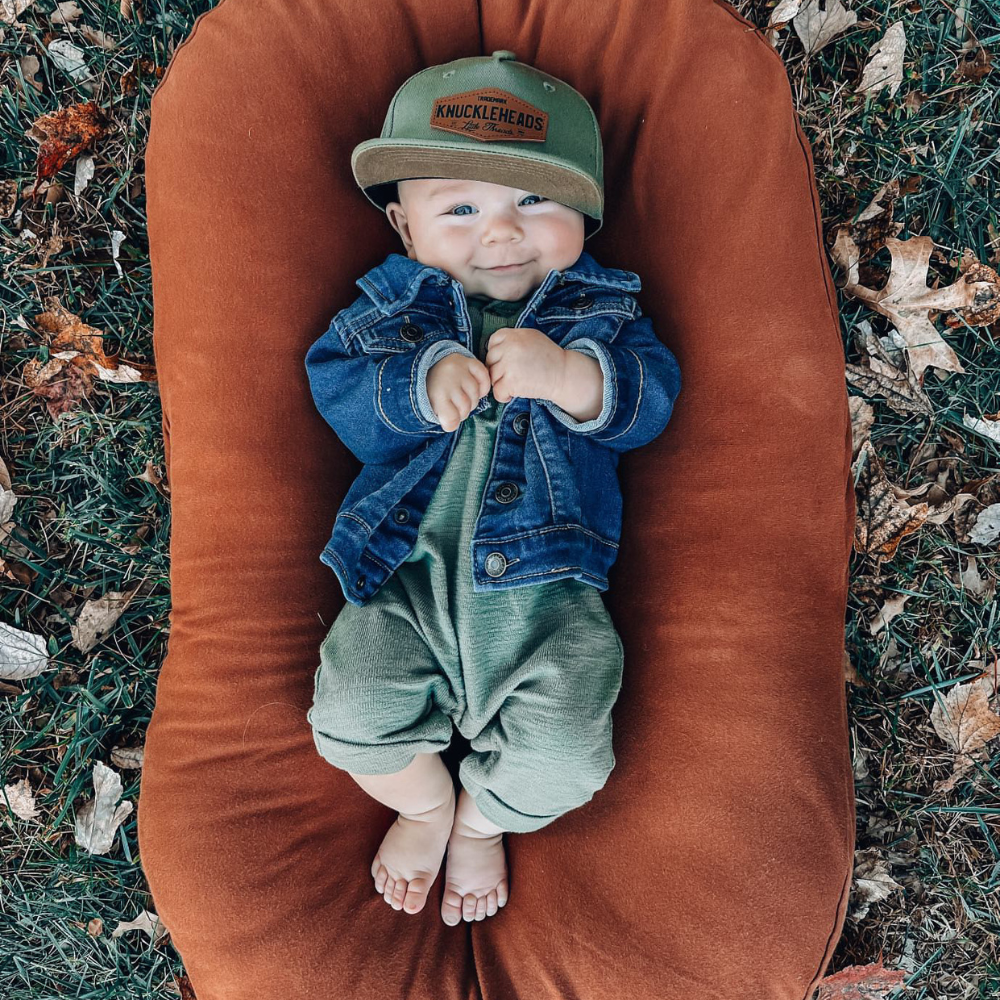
[486,261,531,271]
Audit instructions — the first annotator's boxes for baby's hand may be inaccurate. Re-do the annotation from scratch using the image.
[427,353,492,432]
[485,328,567,404]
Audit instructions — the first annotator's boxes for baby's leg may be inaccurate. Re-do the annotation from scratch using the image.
[308,581,461,916]
[349,751,456,915]
[438,786,510,926]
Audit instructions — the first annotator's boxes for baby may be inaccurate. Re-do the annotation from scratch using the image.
[305,51,681,926]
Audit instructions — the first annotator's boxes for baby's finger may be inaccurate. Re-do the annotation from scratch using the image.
[448,385,476,421]
[454,378,481,412]
[492,372,510,402]
[471,361,492,396]
[436,400,460,432]
[463,370,489,403]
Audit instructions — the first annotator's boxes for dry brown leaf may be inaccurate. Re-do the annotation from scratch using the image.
[26,101,110,199]
[955,35,993,84]
[857,20,906,100]
[845,323,934,417]
[0,0,33,24]
[851,848,903,921]
[110,908,169,945]
[19,53,43,94]
[4,776,41,820]
[929,667,1000,761]
[73,760,133,855]
[832,234,998,382]
[848,394,875,458]
[71,589,137,653]
[869,593,908,635]
[852,441,929,562]
[0,620,50,680]
[49,0,82,25]
[110,745,144,769]
[792,0,858,57]
[24,297,157,419]
[813,960,908,999]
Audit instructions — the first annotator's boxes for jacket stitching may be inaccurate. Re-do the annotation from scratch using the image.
[528,414,557,519]
[601,346,643,442]
[337,510,372,533]
[374,356,422,436]
[475,522,618,548]
[485,566,608,585]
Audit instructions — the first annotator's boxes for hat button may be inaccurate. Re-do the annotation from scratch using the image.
[492,50,517,62]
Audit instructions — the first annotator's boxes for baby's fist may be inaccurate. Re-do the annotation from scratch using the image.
[427,353,491,433]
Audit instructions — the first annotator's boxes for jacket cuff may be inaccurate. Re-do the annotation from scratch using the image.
[413,340,478,425]
[538,338,616,434]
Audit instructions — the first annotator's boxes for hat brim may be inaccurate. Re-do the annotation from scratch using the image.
[352,139,603,240]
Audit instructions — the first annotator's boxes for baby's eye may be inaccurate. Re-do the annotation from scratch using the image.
[449,204,475,216]
[520,194,547,205]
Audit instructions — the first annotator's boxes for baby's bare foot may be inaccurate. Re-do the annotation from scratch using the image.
[440,794,509,925]
[371,786,456,915]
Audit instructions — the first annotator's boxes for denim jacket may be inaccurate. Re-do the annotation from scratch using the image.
[305,249,682,606]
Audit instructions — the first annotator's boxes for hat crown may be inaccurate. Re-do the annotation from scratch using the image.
[352,50,604,240]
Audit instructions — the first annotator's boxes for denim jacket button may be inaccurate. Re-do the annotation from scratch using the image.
[572,293,592,310]
[494,482,520,504]
[512,412,529,435]
[355,574,366,589]
[484,552,507,577]
[399,322,424,342]
[393,507,410,523]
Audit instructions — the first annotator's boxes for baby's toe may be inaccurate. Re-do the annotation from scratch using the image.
[402,876,432,914]
[485,890,498,916]
[497,879,509,907]
[390,879,408,910]
[373,864,388,893]
[441,888,464,926]
[462,894,479,921]
[383,875,397,905]
[474,896,488,920]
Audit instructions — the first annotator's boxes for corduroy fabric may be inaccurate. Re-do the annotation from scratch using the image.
[139,2,856,997]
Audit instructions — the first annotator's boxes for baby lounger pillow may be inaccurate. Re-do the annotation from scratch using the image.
[138,0,856,996]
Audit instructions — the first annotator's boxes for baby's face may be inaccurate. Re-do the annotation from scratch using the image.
[385,178,585,301]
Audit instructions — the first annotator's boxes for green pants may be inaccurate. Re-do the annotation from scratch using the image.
[308,294,625,833]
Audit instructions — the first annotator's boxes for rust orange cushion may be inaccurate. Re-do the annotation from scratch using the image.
[138,1,856,996]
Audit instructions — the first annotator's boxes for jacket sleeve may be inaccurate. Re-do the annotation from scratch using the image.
[537,312,682,454]
[304,314,478,465]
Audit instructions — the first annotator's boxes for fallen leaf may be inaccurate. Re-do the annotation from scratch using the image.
[813,960,908,999]
[850,848,903,921]
[4,776,41,820]
[852,440,929,562]
[46,37,96,92]
[793,0,858,57]
[0,0,33,24]
[968,503,1000,545]
[869,593,908,635]
[0,620,50,680]
[27,101,110,199]
[73,760,134,855]
[71,589,137,653]
[110,908,170,945]
[857,21,906,100]
[831,234,998,382]
[929,668,1000,760]
[109,745,144,769]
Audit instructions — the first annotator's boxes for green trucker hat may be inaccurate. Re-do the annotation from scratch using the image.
[351,49,604,240]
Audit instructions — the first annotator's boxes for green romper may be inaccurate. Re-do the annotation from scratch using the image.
[308,293,625,834]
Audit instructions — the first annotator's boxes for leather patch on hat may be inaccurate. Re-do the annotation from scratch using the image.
[431,88,548,142]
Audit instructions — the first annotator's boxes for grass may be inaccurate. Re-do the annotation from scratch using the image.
[1,0,998,997]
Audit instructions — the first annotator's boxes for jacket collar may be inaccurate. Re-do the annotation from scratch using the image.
[356,250,641,316]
